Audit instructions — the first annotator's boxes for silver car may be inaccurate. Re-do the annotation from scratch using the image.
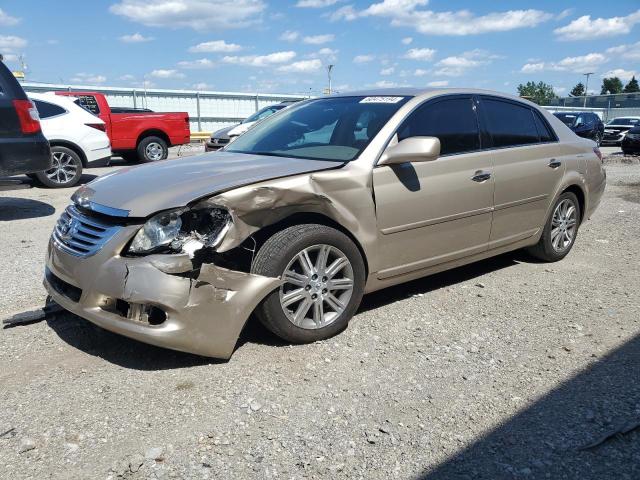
[44,89,606,358]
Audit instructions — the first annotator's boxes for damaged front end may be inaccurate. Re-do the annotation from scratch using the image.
[44,202,280,359]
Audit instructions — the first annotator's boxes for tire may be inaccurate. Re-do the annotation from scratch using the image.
[528,192,581,262]
[34,146,83,188]
[595,132,603,146]
[137,136,168,163]
[251,224,366,344]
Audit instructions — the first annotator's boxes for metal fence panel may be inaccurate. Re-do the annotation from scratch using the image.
[22,82,307,133]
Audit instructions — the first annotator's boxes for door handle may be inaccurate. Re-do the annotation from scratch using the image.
[548,159,562,169]
[471,171,491,182]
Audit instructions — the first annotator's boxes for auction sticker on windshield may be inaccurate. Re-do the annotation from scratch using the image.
[359,97,405,104]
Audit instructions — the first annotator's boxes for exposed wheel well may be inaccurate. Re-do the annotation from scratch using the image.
[562,185,586,223]
[207,213,370,277]
[49,140,87,167]
[137,130,170,148]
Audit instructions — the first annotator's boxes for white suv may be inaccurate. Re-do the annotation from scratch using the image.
[28,92,111,188]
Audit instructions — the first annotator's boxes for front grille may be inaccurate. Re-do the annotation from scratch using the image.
[214,138,230,145]
[52,205,122,258]
[45,267,82,302]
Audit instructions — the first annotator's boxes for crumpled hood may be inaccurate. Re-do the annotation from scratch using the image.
[81,152,342,217]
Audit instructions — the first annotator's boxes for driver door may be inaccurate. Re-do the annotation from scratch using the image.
[372,96,494,279]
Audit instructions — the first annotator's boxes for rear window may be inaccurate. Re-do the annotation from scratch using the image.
[73,95,100,115]
[483,99,540,148]
[607,118,639,126]
[33,99,66,119]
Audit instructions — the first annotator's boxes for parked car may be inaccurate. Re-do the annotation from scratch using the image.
[205,102,296,152]
[602,116,640,146]
[0,61,51,177]
[44,89,606,359]
[56,92,190,163]
[621,126,640,155]
[28,93,111,188]
[553,111,604,145]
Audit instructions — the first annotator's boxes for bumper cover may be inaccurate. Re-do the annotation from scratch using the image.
[44,227,279,359]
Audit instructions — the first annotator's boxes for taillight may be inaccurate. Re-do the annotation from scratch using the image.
[86,123,106,132]
[593,147,603,163]
[13,99,41,134]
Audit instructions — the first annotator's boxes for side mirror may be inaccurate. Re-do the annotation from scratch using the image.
[378,136,441,166]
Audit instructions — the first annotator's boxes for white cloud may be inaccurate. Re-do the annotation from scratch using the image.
[189,40,242,52]
[192,82,213,90]
[606,41,640,61]
[222,51,296,67]
[427,80,448,87]
[520,53,607,74]
[177,58,215,69]
[602,69,637,82]
[414,68,429,76]
[435,49,497,76]
[2,53,18,62]
[302,34,334,45]
[150,69,186,79]
[554,10,640,41]
[119,32,154,43]
[401,37,413,45]
[277,59,322,73]
[311,47,338,62]
[110,0,265,30]
[380,66,395,75]
[404,48,436,61]
[0,35,27,51]
[279,30,300,42]
[71,73,107,84]
[353,54,375,63]
[119,74,136,81]
[334,1,553,35]
[555,86,567,94]
[0,8,19,26]
[373,80,398,88]
[296,0,339,7]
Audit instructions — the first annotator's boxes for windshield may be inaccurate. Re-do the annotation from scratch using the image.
[243,105,284,123]
[607,118,639,126]
[226,96,410,162]
[554,113,578,127]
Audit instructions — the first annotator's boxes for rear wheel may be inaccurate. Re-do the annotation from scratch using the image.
[34,146,83,188]
[137,136,168,163]
[528,192,580,262]
[251,224,365,344]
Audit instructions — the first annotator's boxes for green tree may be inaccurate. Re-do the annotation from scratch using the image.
[623,76,639,93]
[570,82,585,97]
[517,81,556,105]
[601,77,623,94]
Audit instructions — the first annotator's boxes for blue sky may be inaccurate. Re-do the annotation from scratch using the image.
[0,0,639,96]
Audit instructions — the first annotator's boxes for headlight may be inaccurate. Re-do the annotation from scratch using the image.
[127,207,230,255]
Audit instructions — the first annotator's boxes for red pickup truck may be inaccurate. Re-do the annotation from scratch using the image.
[57,92,190,163]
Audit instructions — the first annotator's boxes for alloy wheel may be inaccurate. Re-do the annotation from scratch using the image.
[551,199,578,252]
[45,151,78,185]
[279,244,354,330]
[145,142,164,161]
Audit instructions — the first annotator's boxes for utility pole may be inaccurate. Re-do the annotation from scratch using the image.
[326,64,334,95]
[583,72,594,108]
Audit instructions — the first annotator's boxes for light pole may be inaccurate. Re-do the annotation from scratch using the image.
[326,64,334,95]
[583,72,594,108]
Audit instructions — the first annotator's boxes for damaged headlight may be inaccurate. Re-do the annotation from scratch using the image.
[127,207,230,255]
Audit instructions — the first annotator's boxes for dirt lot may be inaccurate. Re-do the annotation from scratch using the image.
[0,147,639,479]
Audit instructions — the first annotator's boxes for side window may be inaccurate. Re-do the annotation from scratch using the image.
[73,95,100,115]
[397,97,480,155]
[33,99,66,119]
[482,98,540,148]
[533,111,555,143]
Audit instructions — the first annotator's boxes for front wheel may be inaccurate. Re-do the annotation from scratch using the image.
[251,224,366,344]
[34,146,83,188]
[528,192,581,262]
[137,136,168,163]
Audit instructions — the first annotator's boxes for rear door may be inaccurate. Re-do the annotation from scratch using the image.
[477,96,564,249]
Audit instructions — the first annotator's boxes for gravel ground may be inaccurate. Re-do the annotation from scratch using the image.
[0,147,638,479]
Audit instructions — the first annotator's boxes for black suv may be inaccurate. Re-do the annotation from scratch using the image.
[621,126,640,155]
[553,111,604,146]
[0,60,50,177]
